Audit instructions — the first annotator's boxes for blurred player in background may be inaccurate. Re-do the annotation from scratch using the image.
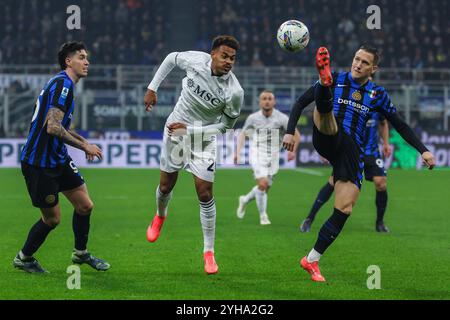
[234,90,300,225]
[144,35,244,274]
[300,111,392,233]
[283,45,435,282]
[14,42,109,273]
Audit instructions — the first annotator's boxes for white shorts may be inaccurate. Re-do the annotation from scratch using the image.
[250,152,280,180]
[160,129,217,182]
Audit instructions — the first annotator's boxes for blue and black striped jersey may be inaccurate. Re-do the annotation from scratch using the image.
[364,112,385,157]
[21,71,75,167]
[332,72,396,152]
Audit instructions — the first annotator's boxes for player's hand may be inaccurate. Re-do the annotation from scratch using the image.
[320,156,330,164]
[287,151,296,162]
[167,122,187,136]
[421,151,435,170]
[382,144,392,157]
[144,89,157,112]
[233,154,240,165]
[85,143,103,161]
[282,134,295,152]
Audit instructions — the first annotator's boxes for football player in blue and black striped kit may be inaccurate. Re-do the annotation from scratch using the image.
[13,42,110,273]
[299,111,392,233]
[283,45,435,282]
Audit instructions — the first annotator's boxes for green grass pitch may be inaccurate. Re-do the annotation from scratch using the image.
[0,168,449,300]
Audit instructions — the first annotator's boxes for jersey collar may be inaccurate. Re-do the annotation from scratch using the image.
[207,59,231,81]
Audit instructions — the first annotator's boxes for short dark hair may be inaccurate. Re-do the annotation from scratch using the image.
[358,44,380,65]
[58,41,87,70]
[211,35,240,51]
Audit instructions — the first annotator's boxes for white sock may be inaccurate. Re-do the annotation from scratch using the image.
[200,198,216,253]
[74,249,88,256]
[255,188,267,217]
[242,186,258,203]
[307,248,322,263]
[19,250,30,260]
[156,186,172,217]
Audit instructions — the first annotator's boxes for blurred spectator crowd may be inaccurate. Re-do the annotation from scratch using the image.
[0,0,448,68]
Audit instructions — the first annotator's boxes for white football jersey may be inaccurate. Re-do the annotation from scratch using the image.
[242,109,289,158]
[164,51,244,126]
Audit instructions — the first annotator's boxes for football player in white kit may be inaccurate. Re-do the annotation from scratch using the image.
[234,90,300,225]
[143,35,244,274]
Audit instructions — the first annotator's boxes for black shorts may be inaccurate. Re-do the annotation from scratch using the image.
[313,125,364,189]
[364,154,387,181]
[21,158,85,208]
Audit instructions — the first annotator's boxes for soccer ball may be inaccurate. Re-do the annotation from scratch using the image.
[276,20,310,52]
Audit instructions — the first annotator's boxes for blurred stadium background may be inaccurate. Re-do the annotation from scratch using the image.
[0,0,449,169]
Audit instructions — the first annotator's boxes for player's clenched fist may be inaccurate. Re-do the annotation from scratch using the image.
[144,89,157,112]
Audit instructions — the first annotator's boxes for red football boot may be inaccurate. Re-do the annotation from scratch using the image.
[146,214,166,242]
[315,47,333,86]
[204,251,219,275]
[300,256,326,282]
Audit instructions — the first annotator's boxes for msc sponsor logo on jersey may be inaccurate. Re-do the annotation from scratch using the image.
[187,78,221,107]
[338,98,370,115]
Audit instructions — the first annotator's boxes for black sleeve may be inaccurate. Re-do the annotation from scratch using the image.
[385,112,428,154]
[286,85,315,134]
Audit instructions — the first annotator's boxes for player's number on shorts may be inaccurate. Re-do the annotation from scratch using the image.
[376,159,384,168]
[69,161,79,174]
[207,160,215,172]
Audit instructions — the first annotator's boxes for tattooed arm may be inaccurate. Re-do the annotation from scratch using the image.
[46,108,103,160]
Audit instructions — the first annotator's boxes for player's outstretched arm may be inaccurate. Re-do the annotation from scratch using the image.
[46,108,103,160]
[234,130,247,164]
[283,86,315,151]
[378,119,392,157]
[145,52,180,111]
[385,113,435,169]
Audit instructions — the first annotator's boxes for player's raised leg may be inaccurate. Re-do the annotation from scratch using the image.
[63,184,110,271]
[13,206,61,273]
[313,47,338,136]
[236,186,258,219]
[373,176,389,232]
[194,175,218,275]
[301,181,358,281]
[147,171,177,242]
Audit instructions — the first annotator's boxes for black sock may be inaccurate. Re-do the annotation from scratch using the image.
[307,183,334,221]
[73,211,91,251]
[314,82,333,114]
[313,208,349,254]
[21,219,55,257]
[376,190,388,223]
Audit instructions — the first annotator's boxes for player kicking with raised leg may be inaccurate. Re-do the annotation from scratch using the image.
[234,90,300,225]
[283,45,435,282]
[14,42,110,273]
[144,36,244,274]
[300,112,392,233]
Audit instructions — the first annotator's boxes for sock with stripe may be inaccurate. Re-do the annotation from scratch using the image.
[200,198,216,253]
[312,208,349,257]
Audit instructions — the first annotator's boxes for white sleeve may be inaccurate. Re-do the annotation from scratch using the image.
[223,88,244,119]
[147,52,179,92]
[186,112,239,136]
